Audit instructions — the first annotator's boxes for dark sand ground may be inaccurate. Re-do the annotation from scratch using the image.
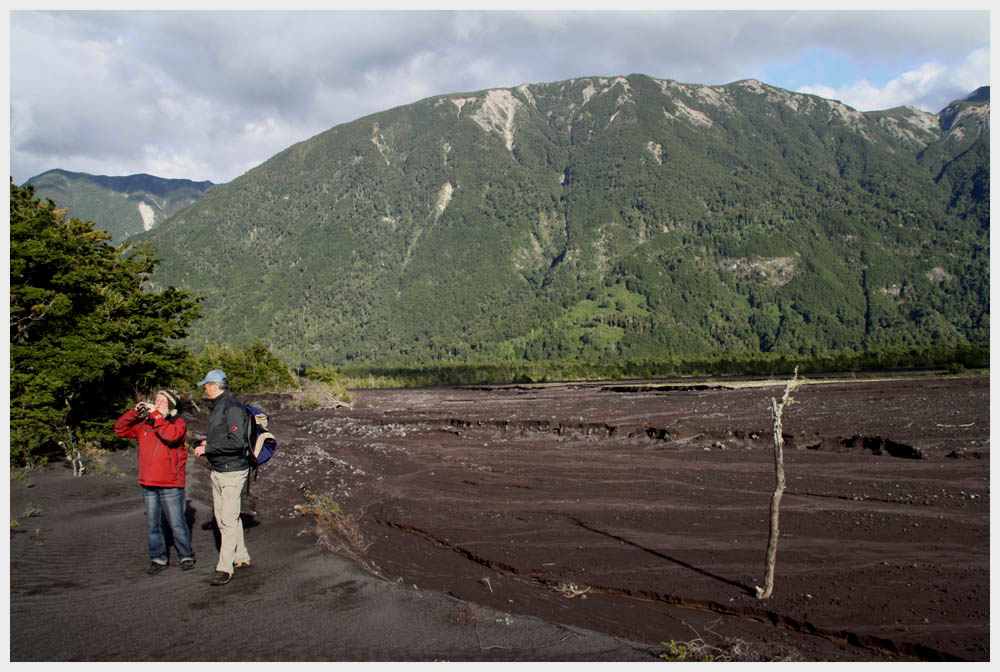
[9,374,989,661]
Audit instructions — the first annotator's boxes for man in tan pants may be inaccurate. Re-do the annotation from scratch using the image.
[193,369,251,586]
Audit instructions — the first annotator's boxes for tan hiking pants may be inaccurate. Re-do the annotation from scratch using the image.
[211,468,250,573]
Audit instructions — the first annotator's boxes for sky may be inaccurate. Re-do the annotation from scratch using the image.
[7,8,992,186]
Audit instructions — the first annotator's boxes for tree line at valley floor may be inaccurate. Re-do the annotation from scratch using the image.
[9,182,988,466]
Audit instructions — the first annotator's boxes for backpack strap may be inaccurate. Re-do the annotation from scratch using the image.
[245,463,257,496]
[241,403,256,495]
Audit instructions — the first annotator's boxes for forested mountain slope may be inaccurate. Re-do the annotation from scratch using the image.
[140,74,989,367]
[23,170,213,242]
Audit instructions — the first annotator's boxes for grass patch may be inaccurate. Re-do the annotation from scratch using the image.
[21,504,42,519]
[296,372,354,406]
[10,468,35,488]
[82,443,125,477]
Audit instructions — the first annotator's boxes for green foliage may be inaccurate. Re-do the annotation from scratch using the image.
[336,342,988,387]
[10,182,202,464]
[302,366,354,403]
[297,397,322,411]
[185,338,296,394]
[300,490,341,517]
[659,639,715,662]
[10,468,35,488]
[20,504,43,519]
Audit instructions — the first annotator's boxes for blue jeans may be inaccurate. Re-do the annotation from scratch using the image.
[141,486,194,564]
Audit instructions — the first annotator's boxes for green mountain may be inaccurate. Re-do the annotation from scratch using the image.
[139,74,989,368]
[921,87,991,227]
[22,170,213,242]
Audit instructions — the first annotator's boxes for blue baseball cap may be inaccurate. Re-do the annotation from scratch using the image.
[197,369,228,386]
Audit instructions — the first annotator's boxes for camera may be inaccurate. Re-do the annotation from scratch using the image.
[134,402,152,419]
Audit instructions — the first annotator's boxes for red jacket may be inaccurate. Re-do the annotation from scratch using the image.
[113,408,189,488]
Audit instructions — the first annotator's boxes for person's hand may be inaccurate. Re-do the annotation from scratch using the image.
[193,440,206,457]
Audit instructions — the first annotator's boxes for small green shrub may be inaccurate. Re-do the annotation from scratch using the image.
[299,490,342,518]
[302,367,354,402]
[297,397,322,411]
[21,504,42,518]
[82,441,125,478]
[658,634,801,662]
[659,640,715,662]
[10,468,35,488]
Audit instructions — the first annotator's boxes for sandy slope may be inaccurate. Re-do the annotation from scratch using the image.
[9,452,656,661]
[11,374,989,661]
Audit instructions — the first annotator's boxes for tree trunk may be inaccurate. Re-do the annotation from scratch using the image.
[756,368,798,599]
[62,428,85,478]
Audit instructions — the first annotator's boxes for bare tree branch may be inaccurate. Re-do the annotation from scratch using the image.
[756,367,798,599]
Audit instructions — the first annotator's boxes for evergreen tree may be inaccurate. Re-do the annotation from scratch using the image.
[10,182,202,464]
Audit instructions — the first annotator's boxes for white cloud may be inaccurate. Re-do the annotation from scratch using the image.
[797,47,989,112]
[9,10,991,185]
[953,46,991,92]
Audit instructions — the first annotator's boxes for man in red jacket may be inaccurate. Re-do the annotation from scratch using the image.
[114,390,195,574]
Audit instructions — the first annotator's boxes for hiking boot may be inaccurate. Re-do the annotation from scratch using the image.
[147,562,168,575]
[210,571,232,586]
[180,558,196,571]
[234,561,251,573]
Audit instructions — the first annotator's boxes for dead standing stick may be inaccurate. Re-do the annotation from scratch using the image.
[756,367,799,600]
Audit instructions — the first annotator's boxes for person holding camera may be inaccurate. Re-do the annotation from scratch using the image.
[113,390,195,574]
[192,369,251,586]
